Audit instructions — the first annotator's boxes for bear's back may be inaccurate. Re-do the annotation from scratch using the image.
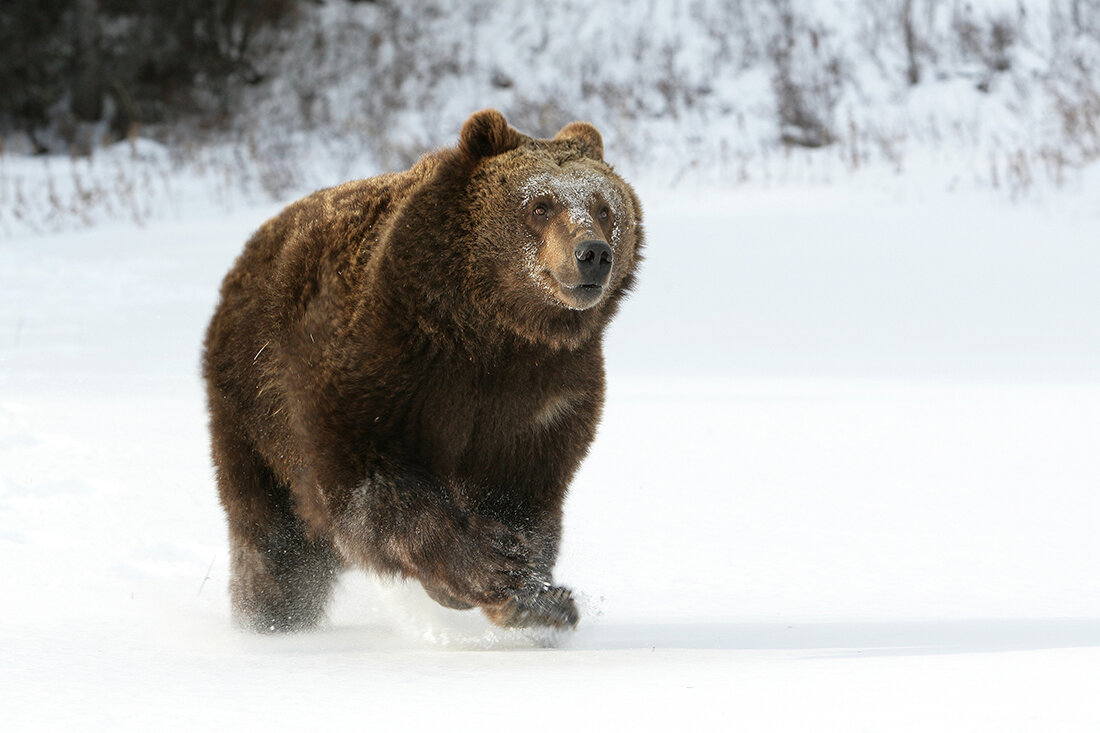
[219,156,441,325]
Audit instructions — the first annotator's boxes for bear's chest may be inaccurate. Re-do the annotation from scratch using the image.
[412,364,600,491]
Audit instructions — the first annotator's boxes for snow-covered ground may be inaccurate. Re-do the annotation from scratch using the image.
[2,180,1100,730]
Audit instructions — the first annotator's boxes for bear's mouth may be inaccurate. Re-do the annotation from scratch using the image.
[554,281,605,310]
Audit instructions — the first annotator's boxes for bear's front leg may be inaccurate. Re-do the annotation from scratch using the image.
[477,512,579,630]
[334,469,578,629]
[422,524,580,629]
[416,514,580,629]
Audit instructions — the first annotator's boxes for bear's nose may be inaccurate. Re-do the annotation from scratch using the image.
[574,240,613,287]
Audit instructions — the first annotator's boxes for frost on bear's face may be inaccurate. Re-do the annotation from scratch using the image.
[516,166,631,312]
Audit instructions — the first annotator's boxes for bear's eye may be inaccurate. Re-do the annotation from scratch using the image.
[597,205,611,221]
[532,204,550,219]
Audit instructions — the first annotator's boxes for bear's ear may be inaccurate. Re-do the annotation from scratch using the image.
[460,109,523,160]
[553,121,604,160]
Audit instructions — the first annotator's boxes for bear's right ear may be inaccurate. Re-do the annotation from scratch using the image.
[460,109,523,160]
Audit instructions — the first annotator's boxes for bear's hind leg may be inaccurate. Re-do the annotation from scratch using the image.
[212,429,339,633]
[227,514,340,633]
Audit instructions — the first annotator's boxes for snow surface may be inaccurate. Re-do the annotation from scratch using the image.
[2,182,1100,730]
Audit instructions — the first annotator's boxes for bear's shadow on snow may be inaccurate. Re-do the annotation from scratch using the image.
[567,619,1100,657]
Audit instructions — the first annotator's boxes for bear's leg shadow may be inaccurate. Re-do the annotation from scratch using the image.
[211,427,340,633]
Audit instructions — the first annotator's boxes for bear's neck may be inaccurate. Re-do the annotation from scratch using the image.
[363,243,606,362]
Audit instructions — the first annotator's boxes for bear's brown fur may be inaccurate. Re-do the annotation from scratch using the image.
[202,109,643,632]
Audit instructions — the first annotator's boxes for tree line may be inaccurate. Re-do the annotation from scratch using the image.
[0,0,309,152]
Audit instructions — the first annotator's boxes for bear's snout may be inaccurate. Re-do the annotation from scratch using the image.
[574,240,613,287]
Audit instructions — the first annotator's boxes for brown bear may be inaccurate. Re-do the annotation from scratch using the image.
[202,109,643,633]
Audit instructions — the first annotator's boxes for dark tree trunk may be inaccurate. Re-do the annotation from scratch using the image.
[71,0,103,122]
[902,0,921,86]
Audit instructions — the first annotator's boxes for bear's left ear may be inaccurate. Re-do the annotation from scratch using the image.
[553,121,604,160]
[460,109,523,160]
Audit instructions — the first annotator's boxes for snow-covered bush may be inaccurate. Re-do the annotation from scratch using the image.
[765,0,847,148]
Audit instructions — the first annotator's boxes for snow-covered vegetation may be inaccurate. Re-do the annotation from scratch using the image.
[3,0,1100,235]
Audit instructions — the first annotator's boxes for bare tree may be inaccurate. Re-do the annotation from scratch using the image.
[901,0,920,85]
[71,0,103,122]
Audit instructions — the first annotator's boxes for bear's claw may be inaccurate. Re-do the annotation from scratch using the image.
[484,585,579,630]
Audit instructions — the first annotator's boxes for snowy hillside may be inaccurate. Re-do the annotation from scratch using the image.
[3,0,1100,235]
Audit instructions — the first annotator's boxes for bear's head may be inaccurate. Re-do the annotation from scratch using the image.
[384,109,643,352]
[458,110,643,349]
